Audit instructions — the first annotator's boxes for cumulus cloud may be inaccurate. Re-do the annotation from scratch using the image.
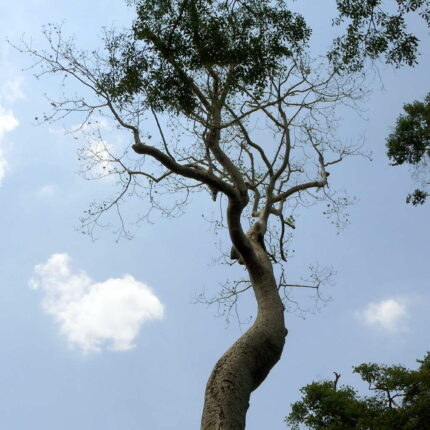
[29,253,164,353]
[356,298,408,332]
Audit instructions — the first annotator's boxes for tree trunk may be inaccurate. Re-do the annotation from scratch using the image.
[200,243,287,430]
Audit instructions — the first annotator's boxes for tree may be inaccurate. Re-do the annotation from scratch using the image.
[285,352,430,430]
[386,93,430,205]
[15,0,430,429]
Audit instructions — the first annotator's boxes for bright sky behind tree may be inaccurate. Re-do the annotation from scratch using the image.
[0,1,429,429]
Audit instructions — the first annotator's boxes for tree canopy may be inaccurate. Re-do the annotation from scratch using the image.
[286,352,430,430]
[107,0,311,113]
[386,93,430,205]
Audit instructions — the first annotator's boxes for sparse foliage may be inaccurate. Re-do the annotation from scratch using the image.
[332,0,430,71]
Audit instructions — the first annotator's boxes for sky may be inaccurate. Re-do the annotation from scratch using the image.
[0,1,429,429]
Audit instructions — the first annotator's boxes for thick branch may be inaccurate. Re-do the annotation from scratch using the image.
[205,107,249,201]
[106,100,236,198]
[271,178,327,205]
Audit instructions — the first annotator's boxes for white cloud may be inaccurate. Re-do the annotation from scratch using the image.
[0,103,18,140]
[356,298,408,332]
[0,99,19,185]
[29,253,164,353]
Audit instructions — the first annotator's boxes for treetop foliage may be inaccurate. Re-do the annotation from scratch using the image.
[101,0,430,114]
[104,0,311,113]
[387,93,430,165]
[386,92,430,204]
[286,352,430,430]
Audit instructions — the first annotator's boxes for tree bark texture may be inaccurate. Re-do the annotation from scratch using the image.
[200,237,287,430]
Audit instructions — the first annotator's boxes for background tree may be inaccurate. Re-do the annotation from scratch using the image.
[386,93,430,205]
[285,352,430,430]
[16,0,430,429]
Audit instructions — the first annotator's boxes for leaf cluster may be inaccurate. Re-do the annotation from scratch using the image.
[387,93,430,165]
[287,381,384,430]
[386,92,430,204]
[100,0,311,113]
[331,0,430,71]
[285,352,430,430]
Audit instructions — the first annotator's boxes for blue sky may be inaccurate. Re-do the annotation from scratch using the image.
[0,1,429,429]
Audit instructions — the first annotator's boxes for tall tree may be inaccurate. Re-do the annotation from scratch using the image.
[16,0,430,428]
[285,352,430,430]
[386,93,430,205]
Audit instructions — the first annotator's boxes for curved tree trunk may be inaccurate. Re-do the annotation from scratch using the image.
[200,239,287,430]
